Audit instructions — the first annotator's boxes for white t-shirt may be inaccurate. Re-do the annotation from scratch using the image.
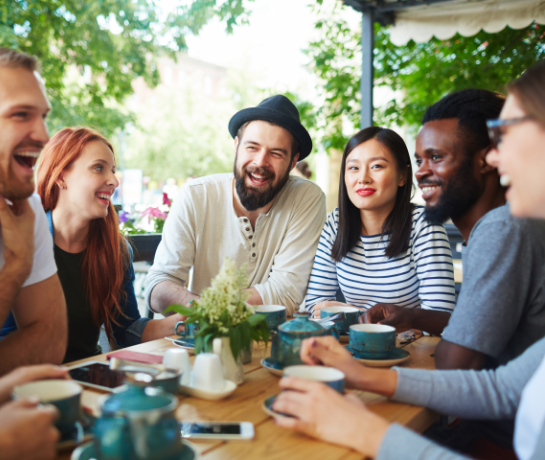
[515,353,545,460]
[0,193,57,287]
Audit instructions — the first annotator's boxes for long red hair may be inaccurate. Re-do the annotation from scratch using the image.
[37,127,129,348]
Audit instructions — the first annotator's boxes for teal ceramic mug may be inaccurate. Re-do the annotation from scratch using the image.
[13,379,82,436]
[255,305,287,331]
[348,324,396,359]
[175,321,199,341]
[283,365,345,393]
[320,306,361,334]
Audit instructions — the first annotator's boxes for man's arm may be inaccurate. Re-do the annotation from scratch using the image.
[149,281,199,314]
[435,339,486,370]
[0,274,67,375]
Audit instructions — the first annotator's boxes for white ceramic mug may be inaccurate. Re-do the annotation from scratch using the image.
[191,353,225,391]
[163,348,191,386]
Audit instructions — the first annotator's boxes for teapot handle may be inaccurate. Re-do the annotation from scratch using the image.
[212,337,222,356]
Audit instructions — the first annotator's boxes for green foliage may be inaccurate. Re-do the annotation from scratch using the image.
[305,1,545,150]
[0,0,253,136]
[166,257,269,360]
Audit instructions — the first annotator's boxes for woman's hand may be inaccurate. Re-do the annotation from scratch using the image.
[273,376,390,458]
[0,365,69,404]
[300,337,365,388]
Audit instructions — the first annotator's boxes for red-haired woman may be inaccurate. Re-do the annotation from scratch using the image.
[2,127,183,362]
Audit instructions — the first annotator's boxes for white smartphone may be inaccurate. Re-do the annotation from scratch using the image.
[68,361,126,392]
[180,422,254,440]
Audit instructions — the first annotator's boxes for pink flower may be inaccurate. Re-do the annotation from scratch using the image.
[142,207,168,223]
[163,193,172,206]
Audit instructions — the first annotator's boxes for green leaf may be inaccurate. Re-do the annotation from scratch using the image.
[239,320,251,350]
[229,327,242,361]
[165,304,193,317]
[204,333,215,352]
[247,314,267,327]
[194,335,204,355]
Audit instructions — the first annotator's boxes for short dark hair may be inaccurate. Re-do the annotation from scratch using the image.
[422,89,505,158]
[331,127,414,261]
[237,121,300,160]
[0,48,38,71]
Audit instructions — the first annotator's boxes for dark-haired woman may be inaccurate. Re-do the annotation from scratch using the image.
[1,128,184,362]
[305,127,456,335]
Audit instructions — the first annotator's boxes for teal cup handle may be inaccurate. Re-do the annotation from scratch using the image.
[349,324,396,359]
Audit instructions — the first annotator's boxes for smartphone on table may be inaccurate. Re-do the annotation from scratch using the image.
[68,361,126,392]
[180,422,254,440]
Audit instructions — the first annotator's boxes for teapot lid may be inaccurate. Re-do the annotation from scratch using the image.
[101,374,177,415]
[279,311,326,333]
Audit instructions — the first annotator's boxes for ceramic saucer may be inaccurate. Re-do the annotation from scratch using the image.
[172,339,195,352]
[179,378,237,400]
[262,394,293,418]
[71,439,199,460]
[344,345,410,368]
[338,332,349,343]
[260,357,284,377]
[57,412,95,451]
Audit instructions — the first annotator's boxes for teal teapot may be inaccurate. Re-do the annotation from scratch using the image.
[271,311,332,368]
[94,372,180,460]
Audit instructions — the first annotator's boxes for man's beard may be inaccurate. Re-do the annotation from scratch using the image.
[234,154,291,212]
[0,164,35,200]
[423,157,484,225]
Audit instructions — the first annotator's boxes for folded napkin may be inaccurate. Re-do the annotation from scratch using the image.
[106,350,163,364]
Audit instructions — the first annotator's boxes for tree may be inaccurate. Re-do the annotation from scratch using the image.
[0,0,253,136]
[306,0,545,150]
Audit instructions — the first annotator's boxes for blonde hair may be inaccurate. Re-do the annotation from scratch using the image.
[0,48,38,71]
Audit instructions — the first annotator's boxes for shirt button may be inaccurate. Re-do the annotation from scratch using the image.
[252,253,256,257]
[249,236,253,239]
[243,218,248,222]
[252,243,255,247]
[245,227,250,231]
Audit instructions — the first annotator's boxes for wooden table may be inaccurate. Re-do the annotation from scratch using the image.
[59,335,440,460]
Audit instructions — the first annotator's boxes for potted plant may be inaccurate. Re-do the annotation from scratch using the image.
[166,257,269,384]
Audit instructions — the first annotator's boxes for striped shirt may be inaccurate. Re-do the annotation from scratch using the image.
[304,206,456,313]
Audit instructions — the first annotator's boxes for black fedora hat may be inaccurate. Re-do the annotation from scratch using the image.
[228,95,313,160]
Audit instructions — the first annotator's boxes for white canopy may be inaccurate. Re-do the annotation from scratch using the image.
[388,0,545,46]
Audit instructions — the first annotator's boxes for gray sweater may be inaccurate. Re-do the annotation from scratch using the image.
[376,336,545,460]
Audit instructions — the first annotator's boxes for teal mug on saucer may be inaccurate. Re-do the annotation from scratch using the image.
[283,365,345,393]
[255,305,287,331]
[349,324,396,359]
[13,380,82,436]
[175,321,199,341]
[320,306,361,334]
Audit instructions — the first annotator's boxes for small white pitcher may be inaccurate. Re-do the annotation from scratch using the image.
[212,337,244,385]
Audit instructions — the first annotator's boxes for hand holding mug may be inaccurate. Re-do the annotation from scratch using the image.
[300,337,364,388]
[0,398,60,460]
[361,303,415,332]
[0,365,69,404]
[273,376,389,458]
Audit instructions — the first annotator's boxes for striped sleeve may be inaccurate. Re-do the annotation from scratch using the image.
[411,210,456,312]
[304,211,339,312]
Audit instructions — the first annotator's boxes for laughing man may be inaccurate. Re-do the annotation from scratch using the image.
[145,95,327,316]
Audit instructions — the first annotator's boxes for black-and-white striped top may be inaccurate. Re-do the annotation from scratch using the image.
[304,206,456,313]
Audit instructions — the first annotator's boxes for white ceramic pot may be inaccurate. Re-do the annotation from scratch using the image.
[212,337,244,385]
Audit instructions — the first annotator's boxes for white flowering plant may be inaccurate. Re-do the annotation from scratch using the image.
[165,257,269,359]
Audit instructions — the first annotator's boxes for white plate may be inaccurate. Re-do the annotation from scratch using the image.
[179,379,237,400]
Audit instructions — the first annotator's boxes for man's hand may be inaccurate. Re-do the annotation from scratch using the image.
[361,303,415,332]
[300,337,365,388]
[0,365,69,404]
[0,398,60,460]
[273,377,390,458]
[0,196,35,282]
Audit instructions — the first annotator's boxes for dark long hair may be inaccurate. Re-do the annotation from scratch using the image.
[331,127,414,262]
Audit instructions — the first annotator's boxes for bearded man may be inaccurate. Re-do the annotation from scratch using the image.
[145,95,326,316]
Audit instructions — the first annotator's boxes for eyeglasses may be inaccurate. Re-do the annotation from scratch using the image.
[486,116,532,148]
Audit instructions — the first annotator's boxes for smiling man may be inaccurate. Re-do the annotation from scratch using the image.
[145,95,326,316]
[0,48,67,374]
